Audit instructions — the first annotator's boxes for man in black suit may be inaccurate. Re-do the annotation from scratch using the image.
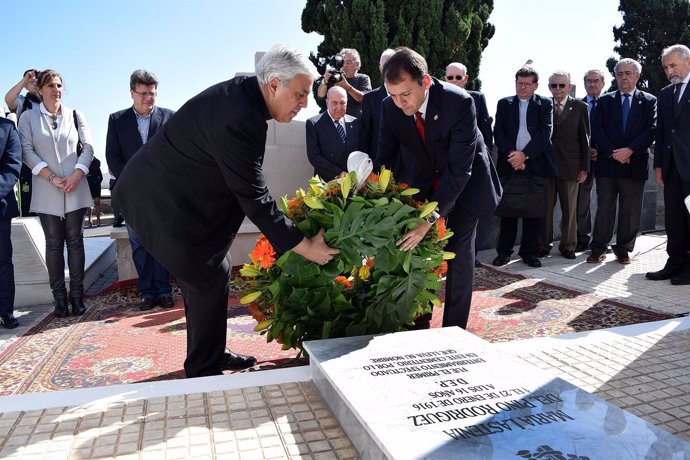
[0,118,21,329]
[375,47,501,330]
[588,58,656,265]
[114,45,340,378]
[106,70,176,311]
[361,48,395,161]
[576,69,606,252]
[306,86,364,180]
[647,44,690,284]
[493,66,556,268]
[444,62,494,152]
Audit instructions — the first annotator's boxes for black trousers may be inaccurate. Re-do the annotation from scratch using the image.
[177,257,231,378]
[496,216,541,257]
[39,209,87,299]
[0,219,14,315]
[591,177,644,256]
[576,171,595,247]
[663,164,690,273]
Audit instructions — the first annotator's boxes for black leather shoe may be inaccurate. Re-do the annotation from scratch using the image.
[71,297,86,316]
[0,313,19,329]
[158,296,174,308]
[522,255,542,268]
[586,252,606,263]
[645,267,677,281]
[536,248,550,258]
[670,273,690,286]
[474,259,481,268]
[492,254,510,266]
[140,298,156,311]
[561,249,576,260]
[575,242,589,252]
[219,350,257,370]
[54,297,69,318]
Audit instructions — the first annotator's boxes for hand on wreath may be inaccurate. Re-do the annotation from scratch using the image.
[396,221,432,251]
[293,228,340,265]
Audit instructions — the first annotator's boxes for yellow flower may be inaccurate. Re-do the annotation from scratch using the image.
[359,265,371,280]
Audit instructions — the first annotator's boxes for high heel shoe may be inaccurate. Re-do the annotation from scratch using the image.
[71,297,86,316]
[54,297,69,317]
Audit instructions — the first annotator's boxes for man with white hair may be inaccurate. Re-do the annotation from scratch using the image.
[647,44,690,284]
[445,62,493,152]
[115,44,340,378]
[306,86,364,180]
[317,48,372,117]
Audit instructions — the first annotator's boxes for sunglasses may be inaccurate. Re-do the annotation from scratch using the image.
[549,83,567,89]
[446,75,465,81]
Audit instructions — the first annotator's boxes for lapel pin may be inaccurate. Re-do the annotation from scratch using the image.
[434,114,439,121]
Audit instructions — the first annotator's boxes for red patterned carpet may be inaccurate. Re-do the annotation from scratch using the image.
[0,266,671,396]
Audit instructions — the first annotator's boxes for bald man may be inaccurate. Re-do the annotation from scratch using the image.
[306,86,364,179]
[445,62,493,152]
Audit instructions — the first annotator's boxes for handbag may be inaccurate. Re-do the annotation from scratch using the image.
[73,110,84,156]
[494,171,546,218]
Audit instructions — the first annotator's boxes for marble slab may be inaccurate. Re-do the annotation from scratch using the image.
[304,327,690,460]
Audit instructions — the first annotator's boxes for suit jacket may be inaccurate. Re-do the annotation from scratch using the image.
[591,89,656,180]
[375,78,501,218]
[654,82,690,181]
[0,118,21,219]
[468,90,493,152]
[18,106,94,217]
[305,112,363,180]
[361,85,387,159]
[105,106,175,178]
[494,94,556,178]
[114,76,303,286]
[551,96,590,181]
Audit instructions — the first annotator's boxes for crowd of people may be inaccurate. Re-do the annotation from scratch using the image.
[0,43,688,381]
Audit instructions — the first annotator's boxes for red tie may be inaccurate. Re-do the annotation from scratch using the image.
[415,111,426,145]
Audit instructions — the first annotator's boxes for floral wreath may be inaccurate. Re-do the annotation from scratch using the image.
[236,166,454,356]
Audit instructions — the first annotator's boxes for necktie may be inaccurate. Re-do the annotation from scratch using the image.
[415,111,426,145]
[335,122,346,143]
[673,83,683,116]
[622,93,630,132]
[555,102,563,120]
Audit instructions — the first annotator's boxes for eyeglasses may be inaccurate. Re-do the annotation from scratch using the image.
[616,71,635,77]
[446,75,465,81]
[585,79,603,84]
[132,90,157,98]
[516,82,535,87]
[549,83,567,89]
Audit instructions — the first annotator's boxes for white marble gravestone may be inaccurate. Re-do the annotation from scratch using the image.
[304,328,690,460]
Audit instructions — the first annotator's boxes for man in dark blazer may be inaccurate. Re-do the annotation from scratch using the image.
[588,58,656,265]
[306,86,364,180]
[538,71,590,259]
[647,44,690,284]
[114,45,339,378]
[106,70,175,311]
[576,69,606,252]
[444,62,494,152]
[375,47,501,330]
[0,118,21,329]
[493,66,556,268]
[361,48,395,162]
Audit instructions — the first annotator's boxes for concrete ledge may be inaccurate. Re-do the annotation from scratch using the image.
[110,227,137,281]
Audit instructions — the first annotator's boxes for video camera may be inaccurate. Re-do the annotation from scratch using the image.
[320,54,345,88]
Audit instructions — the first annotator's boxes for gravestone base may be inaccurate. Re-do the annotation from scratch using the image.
[304,328,689,460]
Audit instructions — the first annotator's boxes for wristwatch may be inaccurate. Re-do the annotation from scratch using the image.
[426,211,440,225]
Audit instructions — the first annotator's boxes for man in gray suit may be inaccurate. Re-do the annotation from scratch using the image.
[306,86,364,180]
[538,71,590,259]
[647,44,690,284]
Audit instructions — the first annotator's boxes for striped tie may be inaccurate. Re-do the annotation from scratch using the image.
[335,122,346,143]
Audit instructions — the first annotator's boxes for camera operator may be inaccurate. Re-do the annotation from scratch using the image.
[317,48,371,117]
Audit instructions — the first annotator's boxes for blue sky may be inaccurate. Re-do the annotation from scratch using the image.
[2,0,623,169]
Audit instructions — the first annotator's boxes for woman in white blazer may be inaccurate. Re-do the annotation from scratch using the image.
[19,70,94,317]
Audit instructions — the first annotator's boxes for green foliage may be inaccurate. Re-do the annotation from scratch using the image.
[302,0,495,91]
[607,0,690,94]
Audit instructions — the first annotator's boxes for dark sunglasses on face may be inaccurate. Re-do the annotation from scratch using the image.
[549,83,567,89]
[446,75,464,80]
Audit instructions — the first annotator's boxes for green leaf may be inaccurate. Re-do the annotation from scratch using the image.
[341,173,351,200]
[240,291,263,304]
[279,195,289,214]
[418,201,438,218]
[400,188,420,196]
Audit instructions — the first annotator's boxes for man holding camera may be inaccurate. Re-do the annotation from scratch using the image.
[317,48,371,117]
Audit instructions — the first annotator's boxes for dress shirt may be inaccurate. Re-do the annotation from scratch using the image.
[516,97,532,151]
[134,108,153,144]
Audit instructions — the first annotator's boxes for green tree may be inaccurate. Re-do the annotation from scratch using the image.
[302,0,494,95]
[606,0,690,94]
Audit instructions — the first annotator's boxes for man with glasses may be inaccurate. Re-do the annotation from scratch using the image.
[646,45,690,284]
[445,62,493,153]
[317,48,372,117]
[493,66,556,268]
[537,71,590,260]
[588,59,656,265]
[576,70,606,252]
[106,69,175,311]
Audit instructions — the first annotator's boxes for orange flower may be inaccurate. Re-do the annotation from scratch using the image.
[436,217,447,239]
[366,172,380,184]
[397,182,409,190]
[248,303,265,322]
[365,257,374,269]
[251,235,276,269]
[334,276,352,289]
[433,261,448,276]
[288,197,304,213]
